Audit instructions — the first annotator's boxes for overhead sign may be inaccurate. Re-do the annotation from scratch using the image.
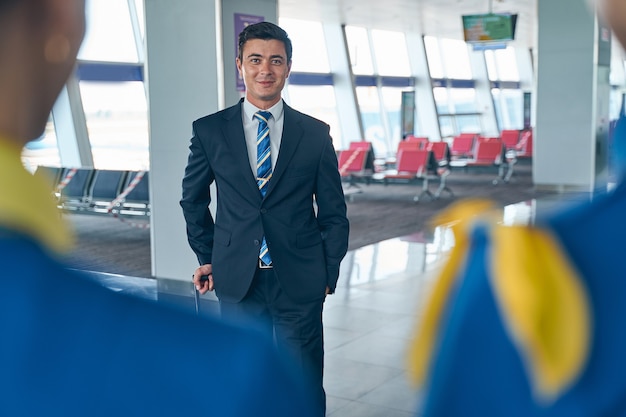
[462,13,518,43]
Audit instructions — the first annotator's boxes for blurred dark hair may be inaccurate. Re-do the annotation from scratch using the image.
[0,0,20,14]
[237,21,292,63]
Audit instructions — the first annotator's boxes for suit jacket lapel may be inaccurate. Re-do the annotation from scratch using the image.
[221,101,262,199]
[265,103,303,198]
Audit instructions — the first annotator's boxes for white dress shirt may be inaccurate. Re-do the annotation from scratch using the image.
[242,98,285,177]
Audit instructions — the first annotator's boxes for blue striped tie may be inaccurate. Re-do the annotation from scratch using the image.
[254,111,272,266]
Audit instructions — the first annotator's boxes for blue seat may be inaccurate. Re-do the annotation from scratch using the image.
[57,168,94,212]
[87,170,129,214]
[117,171,150,217]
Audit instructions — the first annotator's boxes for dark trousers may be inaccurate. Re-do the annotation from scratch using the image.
[219,268,326,416]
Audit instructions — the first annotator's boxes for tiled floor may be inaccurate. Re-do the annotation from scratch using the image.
[84,194,585,416]
[323,234,448,416]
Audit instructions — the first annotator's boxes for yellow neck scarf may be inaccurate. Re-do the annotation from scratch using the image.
[408,198,590,403]
[0,138,73,254]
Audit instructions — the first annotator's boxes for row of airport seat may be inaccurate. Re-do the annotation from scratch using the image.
[445,130,533,183]
[338,129,533,201]
[34,166,151,218]
[338,140,453,202]
[448,130,533,160]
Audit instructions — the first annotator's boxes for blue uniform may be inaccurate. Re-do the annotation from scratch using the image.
[411,181,626,416]
[0,140,319,417]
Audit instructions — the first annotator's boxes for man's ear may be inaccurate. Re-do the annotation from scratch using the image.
[285,61,292,78]
[236,57,243,76]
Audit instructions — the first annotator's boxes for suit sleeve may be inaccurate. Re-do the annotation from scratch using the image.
[314,128,350,293]
[180,121,215,265]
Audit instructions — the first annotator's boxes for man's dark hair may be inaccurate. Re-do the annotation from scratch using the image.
[237,21,292,63]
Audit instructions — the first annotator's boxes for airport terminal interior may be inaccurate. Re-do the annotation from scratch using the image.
[24,0,625,415]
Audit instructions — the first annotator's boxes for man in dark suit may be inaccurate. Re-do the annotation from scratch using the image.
[181,22,350,415]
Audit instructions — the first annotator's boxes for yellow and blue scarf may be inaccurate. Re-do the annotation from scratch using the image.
[0,137,73,254]
[408,199,591,402]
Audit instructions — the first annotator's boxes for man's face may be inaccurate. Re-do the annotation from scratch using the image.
[236,38,291,110]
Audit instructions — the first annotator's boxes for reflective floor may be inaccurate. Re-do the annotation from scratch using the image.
[84,192,587,416]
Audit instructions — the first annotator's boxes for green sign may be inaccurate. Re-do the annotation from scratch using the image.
[462,13,517,43]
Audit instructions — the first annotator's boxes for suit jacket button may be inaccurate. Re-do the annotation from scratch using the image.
[254,239,260,245]
[260,208,267,214]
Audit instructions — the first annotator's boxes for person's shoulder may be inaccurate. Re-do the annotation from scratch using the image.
[109,293,320,416]
[0,232,80,286]
[543,180,626,231]
[0,235,317,416]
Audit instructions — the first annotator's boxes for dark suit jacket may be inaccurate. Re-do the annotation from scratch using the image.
[181,99,349,303]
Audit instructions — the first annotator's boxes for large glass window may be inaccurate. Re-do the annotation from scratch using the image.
[371,30,410,76]
[485,51,498,81]
[80,81,149,170]
[381,87,407,152]
[424,36,444,79]
[486,46,523,130]
[485,47,520,81]
[279,18,330,73]
[494,48,520,81]
[434,87,480,136]
[285,85,342,146]
[79,0,139,62]
[356,87,386,156]
[492,89,524,130]
[345,26,374,75]
[450,88,478,113]
[427,36,482,137]
[348,27,413,155]
[440,39,472,79]
[279,18,340,147]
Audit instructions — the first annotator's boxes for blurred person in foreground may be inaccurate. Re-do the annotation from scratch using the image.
[408,0,626,415]
[0,1,318,416]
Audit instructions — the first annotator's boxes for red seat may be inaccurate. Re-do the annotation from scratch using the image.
[479,136,501,143]
[500,130,520,149]
[426,141,451,165]
[389,149,430,178]
[397,141,423,152]
[449,138,507,182]
[450,134,477,158]
[375,149,453,202]
[405,136,429,149]
[471,139,504,165]
[338,142,376,193]
[349,141,371,151]
[348,141,376,171]
[338,149,367,176]
[450,137,503,166]
[502,130,533,183]
[515,130,533,157]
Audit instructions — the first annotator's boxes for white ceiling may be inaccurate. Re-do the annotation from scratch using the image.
[279,0,537,48]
